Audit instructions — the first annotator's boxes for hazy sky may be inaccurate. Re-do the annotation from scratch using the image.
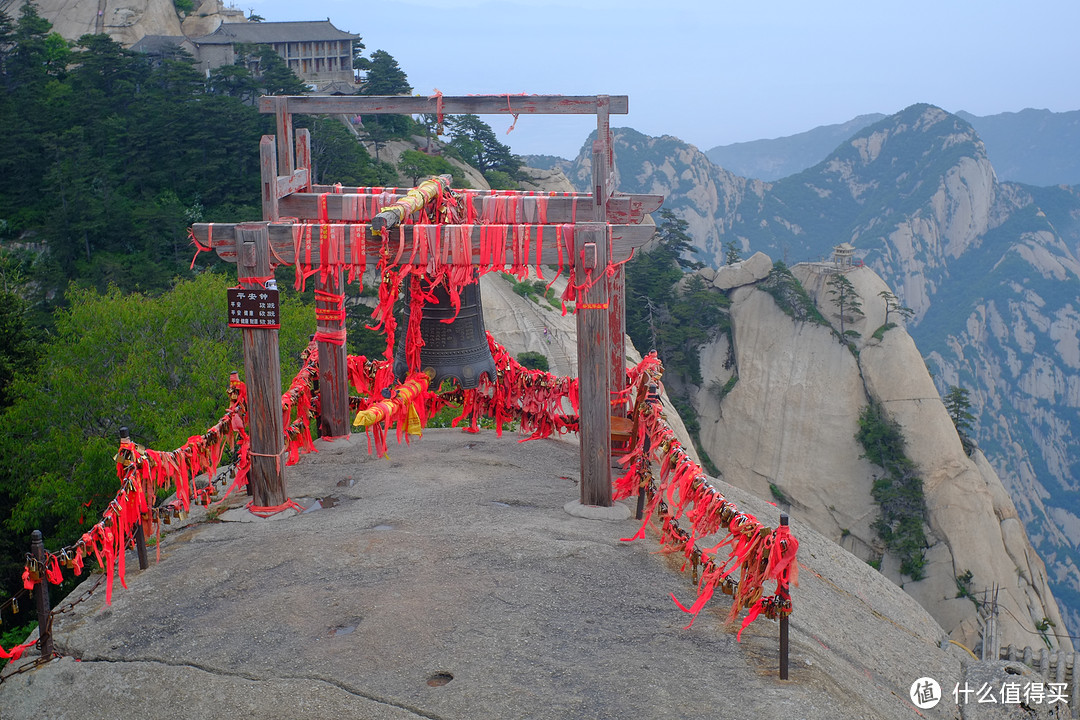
[247,0,1080,159]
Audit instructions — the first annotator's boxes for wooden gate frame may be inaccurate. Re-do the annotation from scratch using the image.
[191,94,662,510]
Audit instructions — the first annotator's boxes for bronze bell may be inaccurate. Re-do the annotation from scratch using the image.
[394,275,497,390]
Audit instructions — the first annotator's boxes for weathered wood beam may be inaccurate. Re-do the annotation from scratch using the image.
[315,269,350,439]
[258,94,629,116]
[312,184,592,197]
[260,136,278,222]
[277,193,663,226]
[277,168,311,199]
[236,223,287,507]
[295,128,312,194]
[191,223,655,266]
[272,97,294,176]
[574,222,612,506]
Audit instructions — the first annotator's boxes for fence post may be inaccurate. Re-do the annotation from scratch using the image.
[30,530,52,657]
[120,427,150,571]
[780,512,790,680]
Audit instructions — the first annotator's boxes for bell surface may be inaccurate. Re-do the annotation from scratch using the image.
[394,276,497,390]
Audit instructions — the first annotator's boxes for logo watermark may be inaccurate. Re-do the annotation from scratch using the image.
[910,676,1070,709]
[910,677,942,709]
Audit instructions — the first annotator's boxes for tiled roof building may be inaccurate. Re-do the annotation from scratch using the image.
[191,20,359,90]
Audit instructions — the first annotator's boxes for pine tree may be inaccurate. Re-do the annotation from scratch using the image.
[826,272,864,340]
[944,385,976,454]
[444,114,521,178]
[358,49,412,153]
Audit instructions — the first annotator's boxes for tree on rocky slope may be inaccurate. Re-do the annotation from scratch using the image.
[826,272,864,340]
[944,385,976,455]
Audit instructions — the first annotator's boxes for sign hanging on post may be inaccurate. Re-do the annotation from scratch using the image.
[228,287,280,328]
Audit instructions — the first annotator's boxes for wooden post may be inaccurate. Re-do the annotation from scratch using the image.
[592,97,629,429]
[315,267,350,438]
[272,96,295,177]
[780,512,790,680]
[31,530,52,657]
[260,136,279,222]
[295,128,312,193]
[576,222,612,506]
[237,223,287,508]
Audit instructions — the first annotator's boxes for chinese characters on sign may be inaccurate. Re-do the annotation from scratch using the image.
[227,288,280,329]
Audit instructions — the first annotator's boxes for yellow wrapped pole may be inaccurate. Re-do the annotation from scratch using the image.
[370,176,451,233]
[353,370,432,434]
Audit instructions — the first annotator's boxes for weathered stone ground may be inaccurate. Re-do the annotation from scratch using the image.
[0,429,1014,719]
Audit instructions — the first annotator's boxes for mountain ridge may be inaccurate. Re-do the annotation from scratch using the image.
[564,104,1080,637]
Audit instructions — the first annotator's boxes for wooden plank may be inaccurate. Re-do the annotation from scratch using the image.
[278,193,662,226]
[315,268,350,439]
[312,184,592,198]
[237,223,287,508]
[260,137,278,222]
[277,168,311,199]
[575,222,612,506]
[193,223,656,267]
[258,94,629,116]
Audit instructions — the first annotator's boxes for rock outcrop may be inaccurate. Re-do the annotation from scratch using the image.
[688,259,1070,654]
[568,105,1080,639]
[32,0,182,46]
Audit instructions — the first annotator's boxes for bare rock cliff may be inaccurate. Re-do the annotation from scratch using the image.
[26,0,242,45]
[690,260,1070,654]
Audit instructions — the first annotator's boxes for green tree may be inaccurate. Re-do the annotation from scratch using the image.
[944,385,976,454]
[879,290,914,325]
[302,116,397,187]
[253,44,307,95]
[856,402,928,579]
[0,289,42,409]
[444,114,521,179]
[0,273,314,589]
[358,49,412,151]
[826,272,864,340]
[398,149,434,185]
[359,49,410,95]
[724,240,741,265]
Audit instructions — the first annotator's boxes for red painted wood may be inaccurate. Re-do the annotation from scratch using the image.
[193,223,654,266]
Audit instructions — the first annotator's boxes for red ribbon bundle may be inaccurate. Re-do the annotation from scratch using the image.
[615,356,800,639]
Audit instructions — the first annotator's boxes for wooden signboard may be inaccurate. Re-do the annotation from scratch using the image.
[227,287,280,329]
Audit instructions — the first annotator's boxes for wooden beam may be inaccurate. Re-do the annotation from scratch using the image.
[575,222,612,506]
[312,184,592,198]
[277,168,311,199]
[258,94,629,116]
[191,223,655,267]
[260,137,278,222]
[236,223,287,508]
[278,192,663,226]
[315,269,350,439]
